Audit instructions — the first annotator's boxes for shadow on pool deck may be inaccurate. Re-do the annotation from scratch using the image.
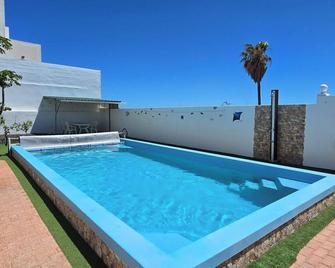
[11,156,107,268]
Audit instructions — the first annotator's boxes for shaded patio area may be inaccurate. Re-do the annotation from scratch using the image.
[29,96,122,135]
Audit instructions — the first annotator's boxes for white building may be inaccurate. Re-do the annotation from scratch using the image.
[0,0,120,135]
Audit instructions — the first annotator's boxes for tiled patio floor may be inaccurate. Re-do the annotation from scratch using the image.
[291,219,335,268]
[0,160,70,268]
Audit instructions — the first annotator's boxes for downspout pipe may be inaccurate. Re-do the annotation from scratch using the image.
[270,89,279,162]
[108,104,111,132]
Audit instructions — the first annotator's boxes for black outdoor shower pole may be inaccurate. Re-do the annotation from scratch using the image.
[270,89,279,162]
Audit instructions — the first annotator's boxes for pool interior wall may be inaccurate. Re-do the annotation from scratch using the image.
[10,139,335,268]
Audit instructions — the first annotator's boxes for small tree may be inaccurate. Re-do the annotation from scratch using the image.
[20,120,33,134]
[0,36,12,54]
[0,36,31,145]
[241,41,271,105]
[0,119,33,144]
[10,121,33,134]
[0,115,9,144]
[0,70,22,115]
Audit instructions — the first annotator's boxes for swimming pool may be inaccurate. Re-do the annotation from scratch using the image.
[11,139,335,267]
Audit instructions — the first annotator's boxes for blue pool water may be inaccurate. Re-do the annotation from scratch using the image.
[31,142,311,252]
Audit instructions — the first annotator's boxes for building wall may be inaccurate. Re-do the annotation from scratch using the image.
[0,40,42,61]
[0,1,107,137]
[110,106,256,157]
[0,57,101,111]
[0,0,5,36]
[303,96,335,170]
[0,0,41,61]
[0,57,102,135]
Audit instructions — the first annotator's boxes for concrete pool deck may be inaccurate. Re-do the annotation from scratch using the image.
[291,219,335,268]
[0,161,70,268]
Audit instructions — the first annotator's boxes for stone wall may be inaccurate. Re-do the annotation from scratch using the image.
[253,106,271,160]
[254,105,306,166]
[277,105,306,165]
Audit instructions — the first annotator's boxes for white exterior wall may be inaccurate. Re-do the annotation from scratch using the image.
[0,0,107,136]
[0,57,102,135]
[0,40,42,61]
[0,0,5,36]
[110,106,255,157]
[303,95,335,170]
[0,57,100,110]
[0,0,41,61]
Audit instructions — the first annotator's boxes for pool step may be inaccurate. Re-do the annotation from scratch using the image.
[228,180,280,192]
[245,180,259,190]
[260,179,278,190]
[276,177,309,190]
[228,177,309,193]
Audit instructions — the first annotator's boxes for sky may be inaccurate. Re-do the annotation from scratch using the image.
[5,0,335,107]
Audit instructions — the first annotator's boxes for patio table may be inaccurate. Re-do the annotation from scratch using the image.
[71,123,91,134]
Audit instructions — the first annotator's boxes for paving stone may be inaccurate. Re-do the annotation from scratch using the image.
[291,219,335,268]
[0,161,70,268]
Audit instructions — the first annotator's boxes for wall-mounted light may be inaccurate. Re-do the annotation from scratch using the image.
[98,104,108,109]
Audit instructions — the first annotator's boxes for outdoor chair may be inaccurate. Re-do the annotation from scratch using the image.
[64,122,77,134]
[90,121,98,133]
[79,124,91,134]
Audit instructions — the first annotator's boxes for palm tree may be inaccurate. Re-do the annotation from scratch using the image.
[241,41,271,105]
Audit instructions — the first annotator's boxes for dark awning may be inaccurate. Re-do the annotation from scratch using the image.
[43,96,123,105]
